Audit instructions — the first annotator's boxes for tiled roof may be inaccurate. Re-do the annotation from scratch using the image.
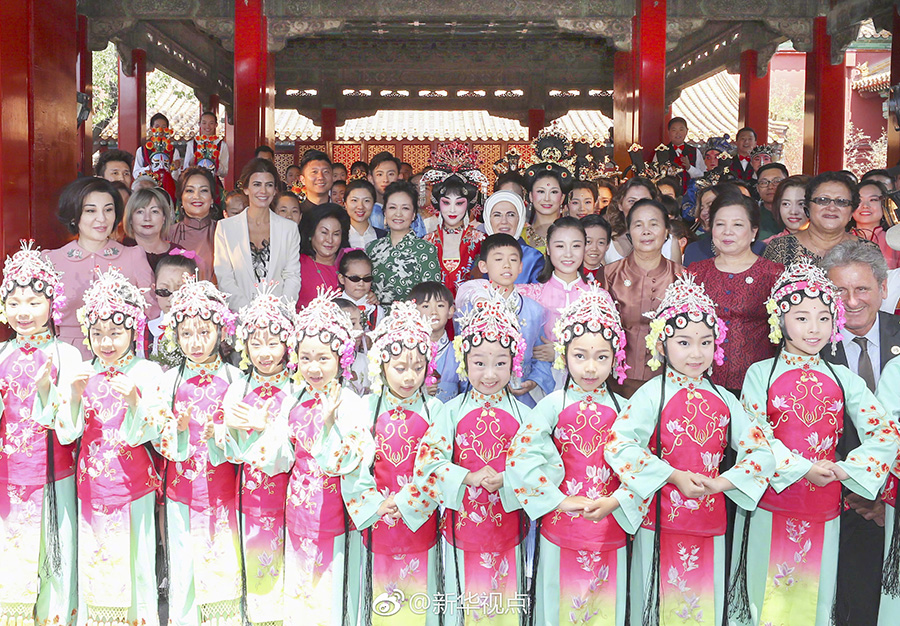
[100,88,211,141]
[672,71,790,143]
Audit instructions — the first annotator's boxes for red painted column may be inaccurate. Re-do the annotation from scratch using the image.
[77,14,93,176]
[738,49,770,145]
[234,0,269,171]
[118,49,147,159]
[0,0,76,255]
[634,0,666,160]
[321,107,337,143]
[528,109,545,140]
[889,7,900,168]
[613,49,634,168]
[803,16,846,174]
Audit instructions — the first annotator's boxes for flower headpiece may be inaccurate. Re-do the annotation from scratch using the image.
[0,240,66,326]
[77,267,149,354]
[291,287,359,380]
[234,283,296,370]
[419,141,491,205]
[644,273,727,371]
[453,290,526,380]
[524,125,576,193]
[367,300,437,394]
[765,262,845,349]
[163,275,237,354]
[552,285,629,384]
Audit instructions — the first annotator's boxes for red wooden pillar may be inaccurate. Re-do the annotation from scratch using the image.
[118,49,147,159]
[613,49,634,167]
[738,49,770,145]
[321,107,337,143]
[634,0,666,160]
[803,16,846,175]
[0,0,76,254]
[528,109,545,140]
[76,14,93,176]
[888,7,900,168]
[234,0,271,172]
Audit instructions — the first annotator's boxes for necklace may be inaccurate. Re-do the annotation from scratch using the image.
[443,225,465,235]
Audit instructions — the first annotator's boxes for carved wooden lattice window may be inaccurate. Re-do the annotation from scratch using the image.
[367,144,397,161]
[402,144,431,175]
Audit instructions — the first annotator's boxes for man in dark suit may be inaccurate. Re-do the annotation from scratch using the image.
[823,240,900,626]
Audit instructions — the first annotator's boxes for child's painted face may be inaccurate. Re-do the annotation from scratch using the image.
[383,192,416,233]
[275,196,301,224]
[295,336,339,390]
[89,318,133,365]
[488,201,521,237]
[583,226,609,270]
[4,286,51,336]
[548,227,585,278]
[383,349,427,399]
[703,150,720,171]
[568,188,595,219]
[415,296,454,335]
[439,192,469,229]
[345,188,375,225]
[247,328,286,375]
[466,340,512,396]
[155,265,190,315]
[177,317,219,364]
[477,245,522,288]
[657,319,715,379]
[782,298,833,357]
[530,177,564,219]
[566,332,614,392]
[338,259,374,301]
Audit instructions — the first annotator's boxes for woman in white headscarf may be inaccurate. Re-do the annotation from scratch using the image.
[482,190,544,283]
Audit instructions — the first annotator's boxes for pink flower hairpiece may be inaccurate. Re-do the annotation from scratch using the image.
[766,262,845,351]
[367,300,437,394]
[291,287,359,381]
[644,273,726,372]
[0,240,67,326]
[164,275,237,351]
[77,267,150,355]
[234,282,296,370]
[453,289,526,380]
[552,284,629,384]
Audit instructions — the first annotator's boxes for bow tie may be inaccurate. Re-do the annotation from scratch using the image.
[739,155,751,163]
[673,145,685,152]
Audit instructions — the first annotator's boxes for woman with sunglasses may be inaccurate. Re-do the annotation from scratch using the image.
[296,204,351,309]
[764,171,878,268]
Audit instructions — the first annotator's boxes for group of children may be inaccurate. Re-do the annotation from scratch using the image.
[3,214,900,626]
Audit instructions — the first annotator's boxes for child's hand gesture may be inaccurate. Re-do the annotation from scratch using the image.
[804,461,839,487]
[463,465,497,488]
[481,471,505,493]
[70,364,94,403]
[814,459,849,482]
[532,335,556,362]
[35,356,54,405]
[227,398,272,432]
[377,494,400,519]
[583,496,620,521]
[201,417,216,441]
[109,374,140,410]
[558,495,593,514]
[699,475,734,495]
[509,381,537,397]
[320,385,342,430]
[668,469,707,499]
[176,405,193,432]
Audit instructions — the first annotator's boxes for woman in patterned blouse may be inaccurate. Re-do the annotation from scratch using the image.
[366,180,440,308]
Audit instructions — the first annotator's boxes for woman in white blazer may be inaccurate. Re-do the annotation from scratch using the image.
[214,157,302,311]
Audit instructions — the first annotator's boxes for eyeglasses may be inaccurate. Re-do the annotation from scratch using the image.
[155,288,173,298]
[811,196,853,208]
[756,178,785,189]
[341,274,374,283]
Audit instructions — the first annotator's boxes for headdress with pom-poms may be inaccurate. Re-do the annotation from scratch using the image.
[523,123,576,193]
[750,143,783,162]
[291,287,360,381]
[162,274,237,356]
[367,300,437,395]
[0,240,66,327]
[234,282,296,371]
[644,273,728,372]
[765,262,845,352]
[77,267,150,355]
[453,289,526,381]
[419,141,491,207]
[552,284,629,384]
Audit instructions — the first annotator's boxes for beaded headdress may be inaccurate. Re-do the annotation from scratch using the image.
[644,273,727,371]
[765,262,845,349]
[750,143,783,161]
[77,267,149,354]
[0,240,66,326]
[163,275,237,355]
[234,283,296,371]
[453,290,526,380]
[492,149,524,177]
[419,141,491,206]
[524,125,576,193]
[291,287,359,380]
[552,284,629,384]
[704,135,735,156]
[367,300,437,394]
